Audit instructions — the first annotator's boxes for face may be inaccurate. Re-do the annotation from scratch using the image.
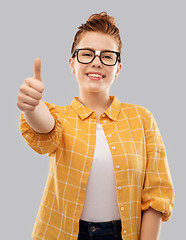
[69,31,122,94]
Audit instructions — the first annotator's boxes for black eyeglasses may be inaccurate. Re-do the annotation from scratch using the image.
[71,48,121,66]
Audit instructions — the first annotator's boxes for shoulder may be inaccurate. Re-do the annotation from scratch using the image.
[120,102,152,119]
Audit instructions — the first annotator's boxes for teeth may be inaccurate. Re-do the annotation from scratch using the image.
[87,74,103,78]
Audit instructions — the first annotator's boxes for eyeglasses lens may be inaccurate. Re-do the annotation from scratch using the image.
[101,52,117,65]
[78,50,94,63]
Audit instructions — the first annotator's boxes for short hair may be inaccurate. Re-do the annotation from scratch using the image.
[71,12,122,55]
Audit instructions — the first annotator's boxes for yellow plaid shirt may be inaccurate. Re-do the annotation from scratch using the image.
[19,95,175,240]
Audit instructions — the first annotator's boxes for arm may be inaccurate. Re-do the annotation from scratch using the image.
[18,58,62,155]
[140,207,162,240]
[19,101,63,155]
[141,108,175,222]
[23,100,55,133]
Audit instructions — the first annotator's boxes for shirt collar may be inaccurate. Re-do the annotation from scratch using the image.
[70,95,121,121]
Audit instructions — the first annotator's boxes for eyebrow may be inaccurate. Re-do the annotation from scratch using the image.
[82,47,114,52]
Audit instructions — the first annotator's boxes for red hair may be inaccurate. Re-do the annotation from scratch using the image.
[71,12,122,55]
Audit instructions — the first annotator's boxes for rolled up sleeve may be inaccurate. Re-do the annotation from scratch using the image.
[141,109,175,221]
[19,102,63,156]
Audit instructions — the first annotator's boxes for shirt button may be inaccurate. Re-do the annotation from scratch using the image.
[90,226,97,232]
[116,165,120,169]
[112,146,115,150]
[123,230,127,234]
[118,186,122,190]
[108,134,112,138]
[103,120,107,124]
[121,207,124,211]
[102,113,106,117]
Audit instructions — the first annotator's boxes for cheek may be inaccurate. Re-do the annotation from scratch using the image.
[107,68,117,79]
[74,63,86,77]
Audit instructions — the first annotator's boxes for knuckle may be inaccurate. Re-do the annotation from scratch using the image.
[17,102,23,111]
[27,106,33,111]
[36,92,42,100]
[40,83,45,92]
[32,99,38,106]
[35,95,41,100]
[33,99,38,105]
[41,87,45,92]
[37,94,42,102]
[17,101,20,108]
[20,85,25,92]
[17,94,22,101]
[24,78,30,84]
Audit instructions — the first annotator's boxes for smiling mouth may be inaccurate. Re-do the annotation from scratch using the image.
[86,73,105,79]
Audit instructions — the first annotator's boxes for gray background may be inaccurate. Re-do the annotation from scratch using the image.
[0,0,185,239]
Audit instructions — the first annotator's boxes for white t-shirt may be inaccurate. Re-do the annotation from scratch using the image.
[80,123,121,222]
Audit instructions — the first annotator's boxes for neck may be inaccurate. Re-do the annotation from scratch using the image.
[78,91,112,112]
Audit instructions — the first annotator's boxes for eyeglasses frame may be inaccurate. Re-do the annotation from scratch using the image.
[71,48,121,66]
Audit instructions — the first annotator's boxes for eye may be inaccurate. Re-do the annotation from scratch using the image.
[103,55,113,59]
[79,50,94,58]
[83,53,92,57]
[101,52,115,60]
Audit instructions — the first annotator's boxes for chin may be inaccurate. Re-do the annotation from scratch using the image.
[86,87,103,93]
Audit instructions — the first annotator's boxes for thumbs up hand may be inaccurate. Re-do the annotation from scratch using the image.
[17,58,45,112]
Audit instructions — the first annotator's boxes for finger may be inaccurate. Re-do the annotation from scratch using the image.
[24,78,44,93]
[20,83,42,100]
[22,94,40,107]
[18,102,36,112]
[34,57,41,81]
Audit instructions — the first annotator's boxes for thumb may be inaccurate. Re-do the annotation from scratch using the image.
[34,57,42,81]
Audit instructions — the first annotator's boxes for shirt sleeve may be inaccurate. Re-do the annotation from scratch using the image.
[19,101,63,156]
[141,108,175,221]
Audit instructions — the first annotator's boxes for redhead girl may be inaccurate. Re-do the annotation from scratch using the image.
[17,12,175,240]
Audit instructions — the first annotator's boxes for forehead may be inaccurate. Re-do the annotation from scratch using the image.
[77,32,118,51]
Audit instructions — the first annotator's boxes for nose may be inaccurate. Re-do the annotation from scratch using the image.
[91,54,102,68]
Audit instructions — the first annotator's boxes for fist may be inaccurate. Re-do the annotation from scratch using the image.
[17,58,45,112]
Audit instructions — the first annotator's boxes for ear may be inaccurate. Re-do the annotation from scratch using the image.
[69,57,75,75]
[115,63,122,79]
